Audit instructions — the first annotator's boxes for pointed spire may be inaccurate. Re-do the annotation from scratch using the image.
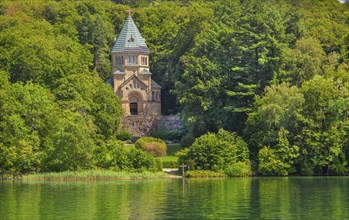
[112,13,150,54]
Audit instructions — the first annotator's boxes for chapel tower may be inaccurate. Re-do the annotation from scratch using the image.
[110,11,161,116]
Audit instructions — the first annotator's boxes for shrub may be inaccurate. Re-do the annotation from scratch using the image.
[300,165,314,176]
[127,148,156,171]
[177,129,250,171]
[152,128,185,141]
[167,144,182,156]
[162,161,178,168]
[185,170,226,178]
[116,130,133,141]
[135,137,167,157]
[225,161,253,177]
[180,133,195,148]
[257,147,290,176]
[93,139,160,172]
[93,139,130,170]
[155,158,163,171]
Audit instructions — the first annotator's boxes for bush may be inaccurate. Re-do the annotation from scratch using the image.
[180,133,195,148]
[135,137,167,157]
[185,170,226,178]
[225,161,253,177]
[127,148,156,171]
[152,128,185,141]
[116,130,133,141]
[93,139,160,172]
[93,139,129,170]
[162,160,178,168]
[257,147,290,176]
[177,129,250,171]
[155,158,163,171]
[167,144,182,156]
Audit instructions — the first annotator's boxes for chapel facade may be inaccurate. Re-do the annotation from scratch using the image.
[109,13,161,116]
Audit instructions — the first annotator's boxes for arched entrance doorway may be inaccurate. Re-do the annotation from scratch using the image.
[130,102,137,115]
[128,91,143,116]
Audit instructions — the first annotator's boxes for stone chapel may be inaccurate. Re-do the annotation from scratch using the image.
[109,13,161,116]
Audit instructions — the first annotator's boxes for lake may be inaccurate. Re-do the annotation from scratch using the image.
[0,177,348,219]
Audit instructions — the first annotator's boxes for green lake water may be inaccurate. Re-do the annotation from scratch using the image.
[0,177,348,219]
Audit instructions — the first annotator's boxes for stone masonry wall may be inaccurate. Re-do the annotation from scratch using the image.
[122,115,182,137]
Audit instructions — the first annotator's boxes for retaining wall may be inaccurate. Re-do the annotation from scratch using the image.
[122,115,182,137]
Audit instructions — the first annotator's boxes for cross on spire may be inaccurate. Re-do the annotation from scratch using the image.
[127,8,131,16]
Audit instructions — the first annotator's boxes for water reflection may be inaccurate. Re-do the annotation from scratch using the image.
[0,177,348,219]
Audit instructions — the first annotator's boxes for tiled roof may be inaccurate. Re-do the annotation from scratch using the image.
[112,16,150,54]
[151,80,161,89]
[112,68,125,75]
[139,69,152,75]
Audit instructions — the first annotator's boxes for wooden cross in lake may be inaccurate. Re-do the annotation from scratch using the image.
[127,8,131,16]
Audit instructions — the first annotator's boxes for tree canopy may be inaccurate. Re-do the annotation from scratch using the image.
[0,0,348,176]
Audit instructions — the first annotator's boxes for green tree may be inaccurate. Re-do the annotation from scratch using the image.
[297,76,349,175]
[43,110,96,171]
[177,129,250,171]
[54,73,123,140]
[281,37,326,85]
[0,81,59,174]
[245,83,304,159]
[257,128,299,176]
[0,20,92,87]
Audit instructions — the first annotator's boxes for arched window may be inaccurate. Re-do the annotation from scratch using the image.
[127,56,137,65]
[152,91,155,101]
[141,56,148,65]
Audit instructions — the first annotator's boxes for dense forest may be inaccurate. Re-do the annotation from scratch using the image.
[0,0,349,176]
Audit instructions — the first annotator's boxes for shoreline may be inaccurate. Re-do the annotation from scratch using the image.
[2,169,348,182]
[0,170,178,181]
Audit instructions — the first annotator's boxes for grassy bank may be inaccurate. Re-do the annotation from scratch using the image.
[124,143,181,168]
[185,170,227,178]
[18,170,169,181]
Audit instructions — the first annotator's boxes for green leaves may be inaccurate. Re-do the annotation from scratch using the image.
[0,81,59,174]
[177,129,249,172]
[247,76,349,175]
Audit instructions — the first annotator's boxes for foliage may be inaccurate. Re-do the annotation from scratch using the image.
[151,128,185,141]
[155,158,163,171]
[177,129,250,172]
[257,147,291,176]
[160,156,179,168]
[0,0,349,176]
[127,148,158,171]
[246,78,349,176]
[296,76,349,175]
[94,139,160,172]
[116,130,133,141]
[166,144,182,156]
[0,81,60,174]
[19,170,167,181]
[185,170,226,178]
[93,139,129,170]
[135,137,167,157]
[225,161,253,177]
